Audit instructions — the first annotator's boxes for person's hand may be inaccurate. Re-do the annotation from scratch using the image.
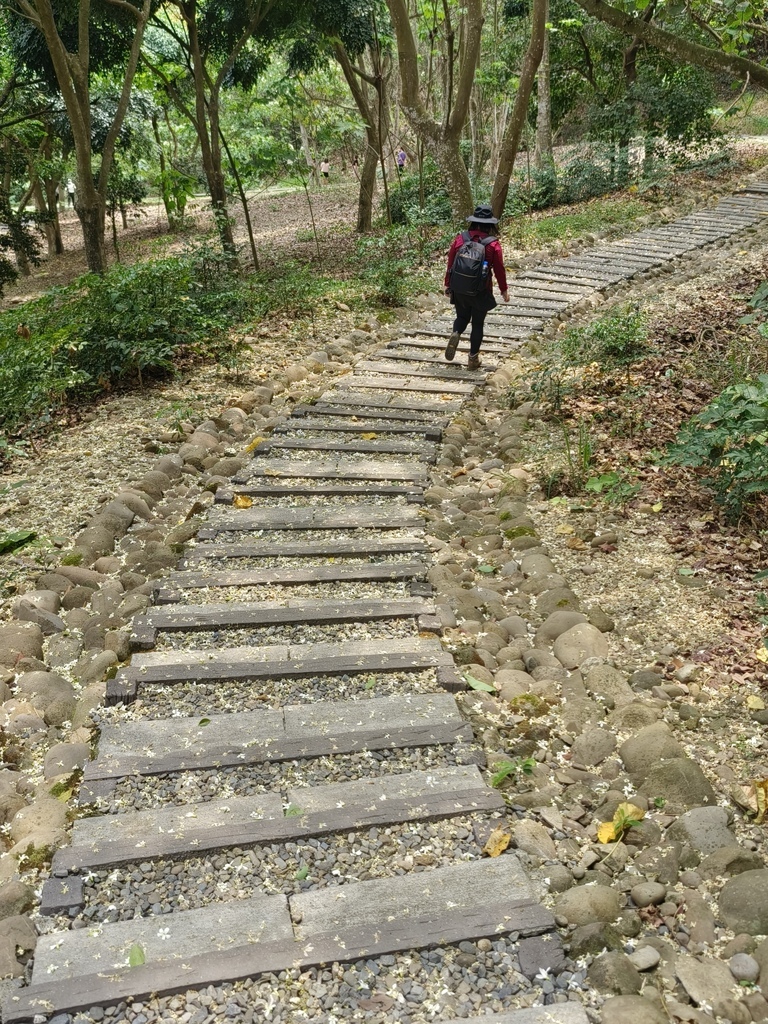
[502,290,510,303]
[445,288,452,298]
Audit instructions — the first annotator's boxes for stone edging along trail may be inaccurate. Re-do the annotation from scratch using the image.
[1,181,768,1024]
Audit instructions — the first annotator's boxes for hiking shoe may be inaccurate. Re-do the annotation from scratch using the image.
[467,353,482,371]
[444,331,460,361]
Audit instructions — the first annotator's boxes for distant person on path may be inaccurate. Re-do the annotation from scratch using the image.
[320,159,330,181]
[351,158,360,181]
[66,179,75,207]
[444,204,509,371]
[396,147,406,173]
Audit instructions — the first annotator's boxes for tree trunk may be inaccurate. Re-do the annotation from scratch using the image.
[358,137,379,232]
[333,41,386,233]
[534,4,554,169]
[44,183,64,254]
[431,135,475,219]
[16,0,150,273]
[299,123,317,184]
[490,0,548,216]
[77,195,107,275]
[386,0,483,220]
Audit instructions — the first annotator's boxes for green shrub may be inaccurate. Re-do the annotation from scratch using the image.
[664,375,768,519]
[560,305,650,369]
[0,251,245,433]
[504,166,558,217]
[557,158,613,205]
[354,226,436,306]
[388,162,452,226]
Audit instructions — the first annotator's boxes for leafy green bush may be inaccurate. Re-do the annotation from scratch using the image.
[560,305,650,369]
[504,166,558,217]
[557,158,613,205]
[354,230,411,306]
[0,251,245,433]
[664,375,768,519]
[388,162,452,226]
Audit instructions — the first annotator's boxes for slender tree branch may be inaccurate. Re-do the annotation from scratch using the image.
[98,0,151,193]
[572,0,768,88]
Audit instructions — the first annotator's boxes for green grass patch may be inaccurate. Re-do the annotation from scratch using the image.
[509,198,647,250]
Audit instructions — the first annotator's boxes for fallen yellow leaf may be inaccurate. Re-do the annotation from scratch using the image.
[747,695,766,710]
[616,801,645,822]
[756,647,768,663]
[597,821,619,844]
[555,524,574,535]
[733,779,768,825]
[567,537,587,550]
[360,432,378,440]
[483,826,511,858]
[652,502,663,512]
[597,802,646,844]
[233,495,253,509]
[245,436,265,453]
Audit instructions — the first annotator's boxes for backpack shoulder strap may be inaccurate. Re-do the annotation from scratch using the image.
[480,236,497,246]
[460,230,471,243]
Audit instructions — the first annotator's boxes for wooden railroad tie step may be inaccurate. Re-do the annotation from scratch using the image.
[131,595,437,649]
[84,692,475,785]
[108,637,460,704]
[317,390,464,412]
[53,765,502,874]
[157,564,430,602]
[275,416,444,439]
[293,400,452,423]
[335,374,477,395]
[386,336,512,354]
[234,458,429,484]
[214,483,426,504]
[254,436,438,458]
[418,325,530,342]
[179,536,429,565]
[354,359,489,381]
[200,504,424,536]
[20,857,552,1021]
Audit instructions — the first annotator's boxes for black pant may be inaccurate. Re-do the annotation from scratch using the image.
[452,295,495,355]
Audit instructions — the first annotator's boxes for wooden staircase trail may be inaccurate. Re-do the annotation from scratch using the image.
[8,184,768,1024]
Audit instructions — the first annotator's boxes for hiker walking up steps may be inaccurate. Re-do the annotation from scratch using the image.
[444,203,510,370]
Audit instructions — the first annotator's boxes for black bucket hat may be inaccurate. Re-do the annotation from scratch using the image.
[466,204,499,225]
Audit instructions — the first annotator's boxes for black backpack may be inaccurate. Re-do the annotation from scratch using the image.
[449,231,496,297]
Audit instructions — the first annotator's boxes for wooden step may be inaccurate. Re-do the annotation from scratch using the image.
[441,1008,590,1024]
[234,458,429,484]
[179,536,429,565]
[293,400,451,422]
[131,596,435,649]
[84,692,474,784]
[317,391,463,412]
[215,482,425,502]
[202,505,423,535]
[19,857,552,1021]
[109,637,456,704]
[56,766,502,872]
[255,436,437,458]
[278,415,443,438]
[162,563,430,597]
[336,374,476,395]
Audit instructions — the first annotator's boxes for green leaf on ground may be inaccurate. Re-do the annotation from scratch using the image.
[128,943,145,967]
[465,673,495,693]
[0,529,36,555]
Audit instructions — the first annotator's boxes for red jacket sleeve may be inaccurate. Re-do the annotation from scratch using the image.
[444,234,463,288]
[486,239,507,294]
